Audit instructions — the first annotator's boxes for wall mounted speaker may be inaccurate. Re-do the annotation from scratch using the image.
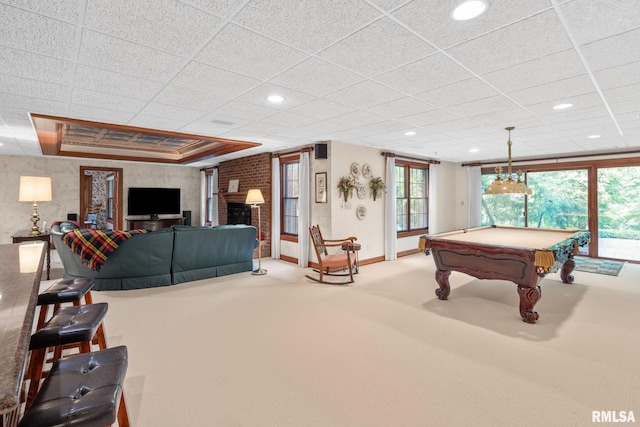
[315,143,328,159]
[67,213,78,221]
[183,210,192,226]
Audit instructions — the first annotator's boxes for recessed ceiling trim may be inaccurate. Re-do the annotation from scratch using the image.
[30,114,261,165]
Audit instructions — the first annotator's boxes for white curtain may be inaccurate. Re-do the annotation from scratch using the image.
[384,155,397,260]
[467,166,482,228]
[271,156,281,259]
[211,168,219,226]
[200,171,206,226]
[428,163,439,234]
[298,151,310,267]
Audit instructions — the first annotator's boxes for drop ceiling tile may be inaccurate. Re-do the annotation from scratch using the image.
[0,3,77,59]
[67,104,135,124]
[609,99,640,115]
[262,111,318,128]
[85,0,223,55]
[127,114,191,131]
[415,78,499,108]
[1,0,80,21]
[551,116,614,131]
[354,120,411,136]
[444,125,495,139]
[603,83,640,104]
[447,10,572,75]
[0,93,67,114]
[524,92,604,116]
[290,120,352,136]
[581,28,640,71]
[368,0,409,11]
[232,0,380,53]
[366,97,435,119]
[196,24,307,80]
[0,108,32,126]
[238,121,289,135]
[327,110,385,128]
[393,0,551,49]
[559,0,640,46]
[154,85,228,112]
[172,61,261,98]
[74,65,164,100]
[0,47,74,85]
[594,61,640,90]
[78,30,185,81]
[376,53,473,95]
[324,80,404,109]
[71,88,147,113]
[482,49,587,93]
[446,96,520,118]
[508,75,594,106]
[137,102,206,122]
[286,99,355,121]
[180,118,249,137]
[398,109,459,127]
[467,107,535,127]
[234,83,315,109]
[0,74,69,101]
[542,106,610,125]
[319,17,434,77]
[269,57,364,97]
[207,100,279,121]
[180,0,247,17]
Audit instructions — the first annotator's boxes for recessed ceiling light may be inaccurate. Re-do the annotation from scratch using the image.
[470,148,479,153]
[267,95,284,103]
[451,0,488,21]
[404,131,416,136]
[553,103,573,110]
[587,134,601,139]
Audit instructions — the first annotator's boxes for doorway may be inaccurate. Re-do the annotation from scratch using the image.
[80,166,123,230]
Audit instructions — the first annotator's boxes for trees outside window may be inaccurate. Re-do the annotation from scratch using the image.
[396,162,428,234]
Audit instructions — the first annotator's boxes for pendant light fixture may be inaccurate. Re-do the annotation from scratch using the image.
[484,127,532,195]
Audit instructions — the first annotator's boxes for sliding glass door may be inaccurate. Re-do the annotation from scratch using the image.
[597,166,640,261]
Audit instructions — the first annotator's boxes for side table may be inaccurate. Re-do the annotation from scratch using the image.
[341,242,361,273]
[12,230,51,280]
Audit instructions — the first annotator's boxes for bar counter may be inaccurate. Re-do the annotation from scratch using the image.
[0,243,45,426]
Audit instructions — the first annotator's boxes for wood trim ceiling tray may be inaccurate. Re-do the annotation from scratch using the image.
[30,114,261,164]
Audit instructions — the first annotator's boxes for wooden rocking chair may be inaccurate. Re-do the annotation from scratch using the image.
[305,225,358,285]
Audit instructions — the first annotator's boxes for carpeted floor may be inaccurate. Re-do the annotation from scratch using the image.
[573,256,625,276]
[42,252,640,427]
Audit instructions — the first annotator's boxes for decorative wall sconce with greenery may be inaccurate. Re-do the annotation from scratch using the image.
[369,177,386,201]
[338,175,360,202]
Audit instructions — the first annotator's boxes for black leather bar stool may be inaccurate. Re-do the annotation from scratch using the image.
[25,303,109,409]
[36,278,95,329]
[19,346,130,427]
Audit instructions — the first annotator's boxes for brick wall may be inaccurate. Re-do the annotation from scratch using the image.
[218,152,272,257]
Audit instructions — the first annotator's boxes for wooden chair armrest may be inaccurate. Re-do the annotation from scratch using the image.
[323,241,354,247]
[324,236,357,242]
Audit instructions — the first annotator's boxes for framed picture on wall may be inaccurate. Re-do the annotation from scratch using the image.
[315,172,327,203]
[228,179,239,193]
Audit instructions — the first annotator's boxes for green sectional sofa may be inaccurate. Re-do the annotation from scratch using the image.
[51,222,258,291]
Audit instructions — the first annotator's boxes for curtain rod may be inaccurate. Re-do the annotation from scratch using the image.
[273,146,314,158]
[382,152,440,164]
[461,149,640,167]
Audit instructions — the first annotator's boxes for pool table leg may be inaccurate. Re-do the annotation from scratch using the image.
[560,257,576,284]
[517,285,541,324]
[434,269,451,300]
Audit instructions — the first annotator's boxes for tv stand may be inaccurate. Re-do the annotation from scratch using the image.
[127,218,183,231]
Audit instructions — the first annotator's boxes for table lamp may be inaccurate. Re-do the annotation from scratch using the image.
[19,176,52,235]
[245,188,267,275]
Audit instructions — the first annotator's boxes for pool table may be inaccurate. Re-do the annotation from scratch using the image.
[418,226,591,324]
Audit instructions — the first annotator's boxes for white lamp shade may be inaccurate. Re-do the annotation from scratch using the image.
[245,188,265,204]
[19,176,52,202]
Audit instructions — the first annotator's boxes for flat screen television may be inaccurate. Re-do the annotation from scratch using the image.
[127,187,180,216]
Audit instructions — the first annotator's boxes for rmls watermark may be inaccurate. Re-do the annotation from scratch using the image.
[592,410,636,423]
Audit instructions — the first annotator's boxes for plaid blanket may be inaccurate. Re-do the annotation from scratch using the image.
[62,228,148,271]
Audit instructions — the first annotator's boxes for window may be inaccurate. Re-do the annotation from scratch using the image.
[106,175,114,220]
[205,169,215,225]
[396,161,428,233]
[281,157,299,236]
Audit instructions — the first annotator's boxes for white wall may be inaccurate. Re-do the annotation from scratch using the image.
[1,154,201,243]
[279,141,461,264]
